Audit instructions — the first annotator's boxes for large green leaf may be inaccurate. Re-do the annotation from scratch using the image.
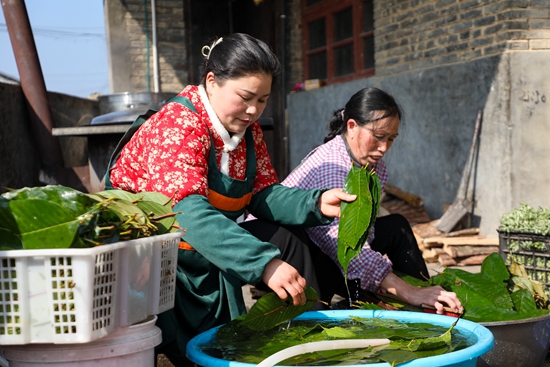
[427,253,550,322]
[338,165,373,276]
[0,228,23,250]
[511,288,538,314]
[0,197,18,233]
[21,220,81,249]
[240,286,318,331]
[2,185,98,216]
[337,165,381,279]
[5,200,81,249]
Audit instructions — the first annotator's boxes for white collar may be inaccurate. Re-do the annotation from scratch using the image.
[198,84,244,153]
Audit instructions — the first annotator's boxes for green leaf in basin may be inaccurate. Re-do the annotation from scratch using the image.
[240,286,318,331]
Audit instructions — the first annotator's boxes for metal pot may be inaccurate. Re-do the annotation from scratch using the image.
[98,92,176,114]
[92,92,176,125]
[477,313,550,367]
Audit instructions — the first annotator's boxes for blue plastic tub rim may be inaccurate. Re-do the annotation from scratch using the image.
[186,309,495,367]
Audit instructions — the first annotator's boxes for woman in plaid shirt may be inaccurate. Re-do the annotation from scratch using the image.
[282,87,462,315]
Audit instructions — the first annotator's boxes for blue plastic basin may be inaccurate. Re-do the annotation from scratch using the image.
[187,310,494,367]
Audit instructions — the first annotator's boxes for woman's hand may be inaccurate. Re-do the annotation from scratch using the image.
[318,188,357,218]
[379,272,463,315]
[262,258,307,306]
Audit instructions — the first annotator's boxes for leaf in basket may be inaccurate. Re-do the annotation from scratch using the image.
[5,200,81,249]
[0,196,18,233]
[134,200,176,233]
[511,288,538,314]
[2,185,98,216]
[91,190,177,234]
[0,228,23,250]
[424,253,550,322]
[239,286,318,331]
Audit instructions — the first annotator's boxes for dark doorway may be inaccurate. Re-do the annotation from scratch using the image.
[185,0,286,179]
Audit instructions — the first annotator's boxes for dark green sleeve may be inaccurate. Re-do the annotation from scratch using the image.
[248,183,333,227]
[173,194,280,285]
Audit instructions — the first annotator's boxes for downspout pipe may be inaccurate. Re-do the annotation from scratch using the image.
[151,0,160,92]
[1,0,64,168]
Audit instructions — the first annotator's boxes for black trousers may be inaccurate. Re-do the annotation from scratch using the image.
[239,219,326,310]
[311,214,429,304]
[156,219,326,366]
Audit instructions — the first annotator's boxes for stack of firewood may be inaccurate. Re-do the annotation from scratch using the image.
[380,185,499,267]
[412,220,499,266]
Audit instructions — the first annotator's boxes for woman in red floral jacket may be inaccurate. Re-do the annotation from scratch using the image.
[108,33,355,365]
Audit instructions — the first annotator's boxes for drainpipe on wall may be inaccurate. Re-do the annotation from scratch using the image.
[151,0,160,92]
[2,0,88,191]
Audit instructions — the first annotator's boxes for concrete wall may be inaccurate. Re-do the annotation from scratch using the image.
[287,49,550,238]
[0,82,41,192]
[0,81,99,194]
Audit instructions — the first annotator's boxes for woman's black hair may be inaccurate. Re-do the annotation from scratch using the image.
[200,33,281,86]
[324,87,403,143]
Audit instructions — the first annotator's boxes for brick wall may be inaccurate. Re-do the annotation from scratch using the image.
[375,0,550,76]
[108,0,187,93]
[286,0,304,92]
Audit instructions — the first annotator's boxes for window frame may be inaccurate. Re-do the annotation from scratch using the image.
[302,0,375,85]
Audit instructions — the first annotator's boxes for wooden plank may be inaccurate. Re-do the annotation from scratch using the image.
[423,248,446,262]
[422,240,444,249]
[457,254,489,266]
[446,228,480,237]
[441,237,498,246]
[412,220,442,238]
[423,235,485,245]
[438,253,457,266]
[384,184,423,207]
[443,245,499,258]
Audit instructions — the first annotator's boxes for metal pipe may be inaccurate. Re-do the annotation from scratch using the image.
[151,0,160,92]
[1,0,64,168]
[281,1,289,176]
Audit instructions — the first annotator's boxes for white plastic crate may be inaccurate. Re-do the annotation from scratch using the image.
[0,232,180,345]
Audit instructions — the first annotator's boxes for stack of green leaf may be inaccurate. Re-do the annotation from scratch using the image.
[0,185,180,250]
[499,203,550,236]
[338,165,381,279]
[390,253,550,322]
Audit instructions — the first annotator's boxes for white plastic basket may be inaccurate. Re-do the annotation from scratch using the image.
[0,232,180,345]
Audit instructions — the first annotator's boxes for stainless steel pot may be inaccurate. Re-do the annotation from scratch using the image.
[92,92,176,125]
[98,92,176,114]
[477,313,550,367]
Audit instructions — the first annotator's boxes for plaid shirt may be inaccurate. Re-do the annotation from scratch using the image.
[281,135,392,291]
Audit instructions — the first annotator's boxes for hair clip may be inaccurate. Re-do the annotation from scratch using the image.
[201,38,223,59]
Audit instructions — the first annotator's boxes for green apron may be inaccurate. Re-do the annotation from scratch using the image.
[156,128,261,358]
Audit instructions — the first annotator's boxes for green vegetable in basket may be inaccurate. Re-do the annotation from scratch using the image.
[337,164,381,283]
[0,185,183,250]
[499,203,550,235]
